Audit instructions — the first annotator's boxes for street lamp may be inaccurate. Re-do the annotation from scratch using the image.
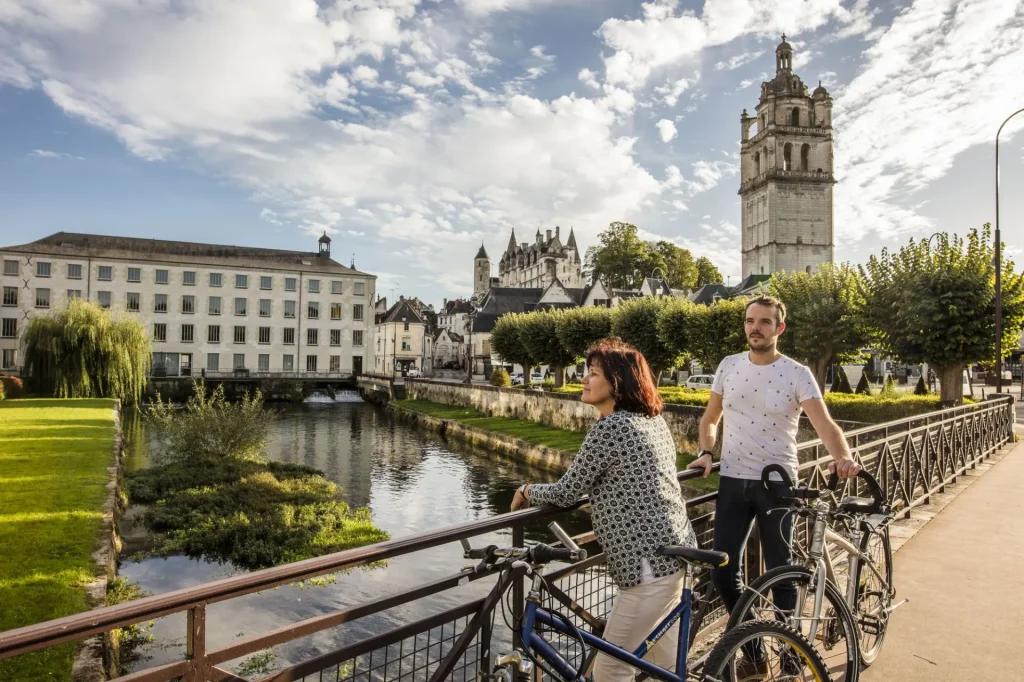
[464,310,476,385]
[994,107,1024,394]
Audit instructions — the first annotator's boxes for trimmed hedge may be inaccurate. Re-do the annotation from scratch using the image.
[0,376,23,399]
[489,368,511,388]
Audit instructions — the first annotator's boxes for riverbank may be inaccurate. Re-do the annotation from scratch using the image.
[392,399,719,492]
[0,399,119,682]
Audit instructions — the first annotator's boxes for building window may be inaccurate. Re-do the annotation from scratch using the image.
[2,287,16,306]
[285,277,297,292]
[181,324,194,343]
[330,329,341,346]
[233,326,246,344]
[36,288,51,308]
[307,302,320,319]
[308,279,320,294]
[210,272,222,287]
[67,289,82,300]
[284,300,296,318]
[402,337,412,351]
[783,142,792,171]
[259,299,271,317]
[235,274,248,289]
[98,265,112,281]
[307,328,319,346]
[1,318,16,338]
[126,292,140,312]
[234,353,246,370]
[260,276,272,290]
[182,295,195,314]
[154,294,168,313]
[209,296,221,315]
[97,291,111,309]
[354,281,365,296]
[155,269,169,284]
[259,326,271,344]
[234,298,247,316]
[353,304,364,321]
[801,143,810,172]
[153,323,167,342]
[791,107,800,126]
[208,325,221,343]
[283,328,295,345]
[207,353,220,371]
[404,321,410,331]
[331,303,342,320]
[183,271,196,286]
[3,260,18,276]
[2,349,16,369]
[330,355,341,372]
[306,355,318,372]
[353,330,364,346]
[332,281,343,295]
[36,262,51,278]
[67,264,83,279]
[128,267,141,283]
[282,354,294,371]
[258,354,270,372]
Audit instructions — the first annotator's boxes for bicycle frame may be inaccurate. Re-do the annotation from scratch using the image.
[518,564,695,682]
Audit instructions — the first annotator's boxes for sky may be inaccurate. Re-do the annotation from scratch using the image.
[1,0,1023,309]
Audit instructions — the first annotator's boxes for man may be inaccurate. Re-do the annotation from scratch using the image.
[688,295,861,679]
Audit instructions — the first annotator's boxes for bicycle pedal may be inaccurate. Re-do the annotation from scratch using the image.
[858,614,883,635]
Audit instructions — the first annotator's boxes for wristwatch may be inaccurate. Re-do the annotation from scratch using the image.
[697,449,714,460]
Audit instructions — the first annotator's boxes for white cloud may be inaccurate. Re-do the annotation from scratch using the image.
[686,159,738,195]
[351,65,380,84]
[29,148,84,160]
[578,68,601,89]
[656,118,677,143]
[714,50,764,71]
[259,207,282,225]
[653,76,694,106]
[457,0,571,15]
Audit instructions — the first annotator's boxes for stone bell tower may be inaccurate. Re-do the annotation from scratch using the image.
[739,36,835,278]
[473,243,491,296]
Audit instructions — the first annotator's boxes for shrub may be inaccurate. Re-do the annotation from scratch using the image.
[489,368,511,387]
[830,366,842,393]
[822,393,971,423]
[0,381,4,401]
[0,375,24,399]
[833,366,853,393]
[881,375,898,398]
[855,373,872,396]
[914,375,928,395]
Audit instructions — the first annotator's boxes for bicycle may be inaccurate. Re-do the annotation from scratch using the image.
[463,521,831,682]
[727,464,905,681]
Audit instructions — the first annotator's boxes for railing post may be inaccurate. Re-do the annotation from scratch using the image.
[511,524,525,652]
[185,604,208,682]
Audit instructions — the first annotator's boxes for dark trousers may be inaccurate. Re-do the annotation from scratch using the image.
[711,475,797,659]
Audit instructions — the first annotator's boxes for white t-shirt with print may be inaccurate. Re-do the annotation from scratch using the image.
[711,352,822,482]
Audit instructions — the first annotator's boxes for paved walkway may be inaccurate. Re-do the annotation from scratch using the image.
[863,437,1024,681]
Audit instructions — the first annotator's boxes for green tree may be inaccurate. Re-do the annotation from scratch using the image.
[490,313,536,381]
[694,257,724,287]
[657,297,700,362]
[837,366,853,393]
[914,375,928,395]
[855,372,872,395]
[585,222,665,289]
[555,306,613,359]
[689,299,748,372]
[611,296,681,379]
[22,297,151,403]
[518,310,577,387]
[861,225,1024,404]
[768,264,871,392]
[650,241,698,290]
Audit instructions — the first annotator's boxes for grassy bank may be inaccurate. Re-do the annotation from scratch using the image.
[0,398,118,682]
[393,399,718,491]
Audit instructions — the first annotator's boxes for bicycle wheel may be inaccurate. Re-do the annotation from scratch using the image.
[727,565,860,682]
[854,524,893,666]
[703,619,831,682]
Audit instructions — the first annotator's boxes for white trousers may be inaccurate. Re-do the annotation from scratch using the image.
[592,570,686,682]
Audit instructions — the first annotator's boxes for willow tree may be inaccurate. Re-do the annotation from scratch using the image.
[22,298,151,403]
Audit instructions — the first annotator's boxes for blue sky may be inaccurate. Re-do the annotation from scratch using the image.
[1,0,1023,308]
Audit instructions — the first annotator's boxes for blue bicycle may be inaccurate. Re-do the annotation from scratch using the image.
[464,523,830,682]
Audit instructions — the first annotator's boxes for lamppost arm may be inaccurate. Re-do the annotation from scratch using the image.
[993,107,1024,394]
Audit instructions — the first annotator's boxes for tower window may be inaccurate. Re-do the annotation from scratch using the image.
[753,151,760,177]
[791,108,800,126]
[783,143,792,171]
[761,113,767,131]
[801,144,810,171]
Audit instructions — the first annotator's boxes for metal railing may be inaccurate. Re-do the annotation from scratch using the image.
[0,396,1014,682]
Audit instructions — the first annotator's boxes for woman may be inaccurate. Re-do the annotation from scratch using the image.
[511,339,697,682]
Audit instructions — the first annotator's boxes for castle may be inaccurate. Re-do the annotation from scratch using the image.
[739,36,836,278]
[473,226,583,297]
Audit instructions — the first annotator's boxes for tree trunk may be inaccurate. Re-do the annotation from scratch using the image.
[936,363,964,406]
[554,365,565,388]
[807,356,831,394]
[524,364,533,386]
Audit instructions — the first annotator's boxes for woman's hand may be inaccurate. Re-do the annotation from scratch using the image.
[511,485,531,511]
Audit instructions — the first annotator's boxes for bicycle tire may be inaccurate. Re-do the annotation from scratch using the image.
[727,565,861,682]
[703,619,831,682]
[854,524,893,666]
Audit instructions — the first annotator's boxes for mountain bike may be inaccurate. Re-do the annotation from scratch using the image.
[727,464,905,681]
[464,521,831,682]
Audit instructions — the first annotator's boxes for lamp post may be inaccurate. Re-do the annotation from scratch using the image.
[464,311,475,385]
[995,108,1024,395]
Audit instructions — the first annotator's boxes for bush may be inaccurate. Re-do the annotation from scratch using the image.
[0,375,24,399]
[834,366,853,393]
[914,375,928,395]
[881,375,898,398]
[0,380,4,401]
[855,373,872,396]
[830,366,842,393]
[489,368,511,387]
[823,393,970,423]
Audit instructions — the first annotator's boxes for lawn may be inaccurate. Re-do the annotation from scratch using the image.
[0,398,118,682]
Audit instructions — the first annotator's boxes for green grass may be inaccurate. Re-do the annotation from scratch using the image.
[394,399,718,491]
[0,398,118,682]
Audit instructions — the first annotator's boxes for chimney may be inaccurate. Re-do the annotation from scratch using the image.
[546,229,552,242]
[556,225,560,239]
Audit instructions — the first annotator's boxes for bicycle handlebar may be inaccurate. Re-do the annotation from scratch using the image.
[762,464,886,514]
[461,521,587,566]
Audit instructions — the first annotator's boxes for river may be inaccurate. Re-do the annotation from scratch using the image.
[119,401,593,676]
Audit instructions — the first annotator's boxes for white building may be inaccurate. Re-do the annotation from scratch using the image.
[0,232,375,377]
[373,297,433,377]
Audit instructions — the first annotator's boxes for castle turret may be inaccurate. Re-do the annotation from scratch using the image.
[473,243,491,296]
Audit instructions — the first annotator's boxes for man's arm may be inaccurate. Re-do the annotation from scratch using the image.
[687,391,723,478]
[801,398,861,478]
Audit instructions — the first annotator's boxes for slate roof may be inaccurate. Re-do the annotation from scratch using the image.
[471,288,544,333]
[380,299,426,325]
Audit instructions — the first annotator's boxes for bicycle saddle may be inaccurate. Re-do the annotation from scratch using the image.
[658,545,729,568]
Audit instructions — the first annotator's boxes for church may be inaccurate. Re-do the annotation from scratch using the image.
[473,226,584,297]
[739,37,836,278]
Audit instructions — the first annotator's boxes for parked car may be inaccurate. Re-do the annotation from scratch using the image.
[530,371,544,383]
[510,372,524,385]
[406,368,421,378]
[684,374,715,390]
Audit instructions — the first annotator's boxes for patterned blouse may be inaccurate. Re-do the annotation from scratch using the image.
[527,410,697,589]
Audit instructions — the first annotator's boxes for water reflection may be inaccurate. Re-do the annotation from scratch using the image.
[120,403,592,674]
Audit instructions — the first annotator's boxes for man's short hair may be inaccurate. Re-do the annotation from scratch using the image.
[745,294,786,326]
